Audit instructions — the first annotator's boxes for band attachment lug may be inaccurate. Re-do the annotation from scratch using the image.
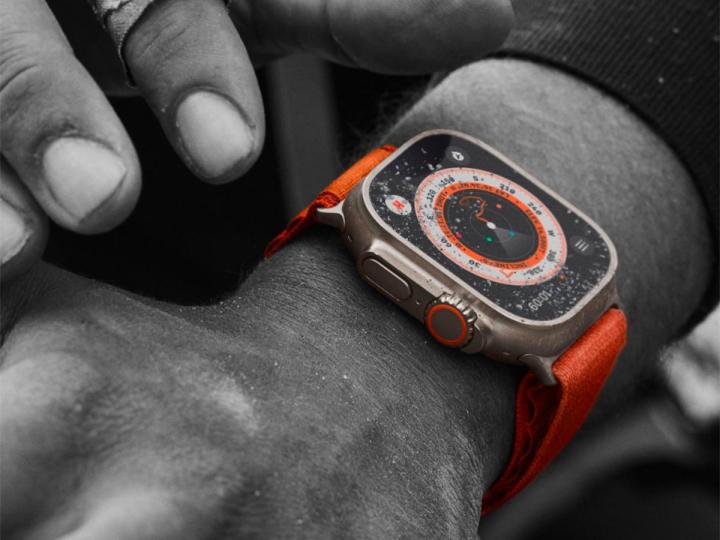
[316,201,345,229]
[518,353,558,386]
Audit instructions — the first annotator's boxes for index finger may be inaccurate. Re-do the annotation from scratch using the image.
[0,0,141,233]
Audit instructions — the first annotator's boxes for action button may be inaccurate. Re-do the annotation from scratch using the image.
[425,294,476,348]
[361,258,412,300]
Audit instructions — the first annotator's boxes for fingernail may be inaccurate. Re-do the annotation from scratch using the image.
[0,199,30,265]
[42,138,127,221]
[175,90,255,180]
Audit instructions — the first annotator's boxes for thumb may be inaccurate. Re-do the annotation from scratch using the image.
[232,0,514,74]
[326,0,514,73]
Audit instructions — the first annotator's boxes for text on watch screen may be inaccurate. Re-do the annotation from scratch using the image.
[367,134,611,321]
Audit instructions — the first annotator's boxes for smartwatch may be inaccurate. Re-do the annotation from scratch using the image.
[266,130,627,514]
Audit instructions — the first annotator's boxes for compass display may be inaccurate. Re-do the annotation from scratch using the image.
[365,133,614,321]
[444,190,539,263]
[415,168,566,285]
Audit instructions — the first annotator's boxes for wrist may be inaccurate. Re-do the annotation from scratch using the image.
[248,227,520,494]
[237,56,712,522]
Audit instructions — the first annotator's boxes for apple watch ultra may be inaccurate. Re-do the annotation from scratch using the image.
[266,130,627,514]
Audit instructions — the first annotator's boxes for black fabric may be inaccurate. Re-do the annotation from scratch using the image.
[499,0,719,319]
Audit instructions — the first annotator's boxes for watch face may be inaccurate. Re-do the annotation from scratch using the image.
[365,132,615,322]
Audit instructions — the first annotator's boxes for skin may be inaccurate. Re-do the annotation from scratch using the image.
[0,59,713,538]
[0,0,513,277]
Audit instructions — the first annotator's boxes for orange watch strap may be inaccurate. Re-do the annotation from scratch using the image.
[480,307,627,515]
[265,146,628,515]
[264,145,397,258]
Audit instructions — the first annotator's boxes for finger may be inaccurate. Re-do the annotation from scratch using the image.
[0,0,140,233]
[232,0,514,73]
[0,160,47,281]
[123,0,265,184]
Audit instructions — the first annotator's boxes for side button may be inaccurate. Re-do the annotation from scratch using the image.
[361,258,412,301]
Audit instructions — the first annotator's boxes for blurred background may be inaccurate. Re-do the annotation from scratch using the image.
[45,56,719,539]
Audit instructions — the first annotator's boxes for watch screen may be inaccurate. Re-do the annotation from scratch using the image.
[366,133,613,321]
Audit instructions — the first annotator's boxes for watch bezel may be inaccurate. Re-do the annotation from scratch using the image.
[359,129,619,328]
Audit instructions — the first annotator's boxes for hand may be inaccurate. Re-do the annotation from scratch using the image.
[0,247,517,539]
[0,0,514,280]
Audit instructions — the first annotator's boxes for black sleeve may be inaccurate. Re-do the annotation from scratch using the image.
[497,0,719,318]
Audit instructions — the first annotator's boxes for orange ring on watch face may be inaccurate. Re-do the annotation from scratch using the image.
[414,167,567,286]
[435,182,549,270]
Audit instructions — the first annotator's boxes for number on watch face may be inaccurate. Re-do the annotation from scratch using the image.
[414,167,567,286]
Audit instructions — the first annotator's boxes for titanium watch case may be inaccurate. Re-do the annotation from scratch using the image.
[317,130,619,385]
